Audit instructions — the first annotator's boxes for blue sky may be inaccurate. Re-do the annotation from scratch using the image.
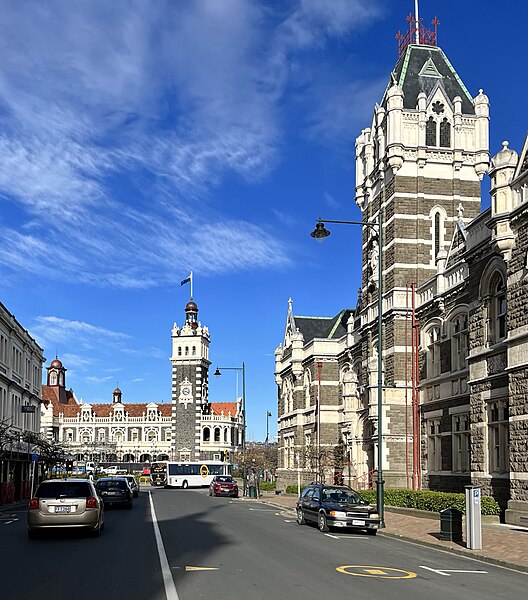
[1,0,527,441]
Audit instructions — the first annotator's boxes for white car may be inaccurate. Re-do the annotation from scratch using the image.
[104,466,126,475]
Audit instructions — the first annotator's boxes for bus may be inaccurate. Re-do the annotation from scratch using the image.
[150,461,168,486]
[164,461,231,489]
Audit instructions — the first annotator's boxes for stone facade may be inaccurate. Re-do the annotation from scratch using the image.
[275,22,528,524]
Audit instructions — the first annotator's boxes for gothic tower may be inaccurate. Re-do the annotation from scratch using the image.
[170,299,211,461]
[353,15,490,486]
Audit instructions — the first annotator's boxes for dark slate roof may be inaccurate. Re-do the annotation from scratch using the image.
[384,45,474,114]
[293,309,352,344]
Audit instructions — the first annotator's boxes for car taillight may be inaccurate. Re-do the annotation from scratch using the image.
[29,498,39,510]
[86,496,97,509]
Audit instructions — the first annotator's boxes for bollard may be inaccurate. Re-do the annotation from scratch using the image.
[439,508,463,542]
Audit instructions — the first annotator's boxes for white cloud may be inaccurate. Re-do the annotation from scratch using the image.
[0,0,382,288]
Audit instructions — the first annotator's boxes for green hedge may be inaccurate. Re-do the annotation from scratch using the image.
[259,482,276,491]
[286,485,306,495]
[357,489,500,515]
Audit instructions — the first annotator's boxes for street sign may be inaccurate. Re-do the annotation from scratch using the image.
[31,453,39,462]
[21,405,36,413]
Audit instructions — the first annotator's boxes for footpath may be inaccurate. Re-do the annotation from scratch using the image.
[251,492,528,574]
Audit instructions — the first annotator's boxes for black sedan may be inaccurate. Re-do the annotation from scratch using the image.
[296,483,379,535]
[95,477,133,509]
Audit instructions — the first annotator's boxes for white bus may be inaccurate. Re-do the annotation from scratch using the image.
[165,461,230,489]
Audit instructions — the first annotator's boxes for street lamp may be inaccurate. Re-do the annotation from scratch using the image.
[310,212,385,528]
[265,411,272,445]
[214,363,246,493]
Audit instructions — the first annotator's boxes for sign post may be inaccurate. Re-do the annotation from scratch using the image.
[465,485,482,549]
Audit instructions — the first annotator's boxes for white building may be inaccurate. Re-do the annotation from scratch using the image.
[0,301,44,505]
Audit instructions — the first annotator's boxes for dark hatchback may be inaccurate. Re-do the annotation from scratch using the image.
[296,483,380,535]
[95,477,133,509]
[209,475,238,498]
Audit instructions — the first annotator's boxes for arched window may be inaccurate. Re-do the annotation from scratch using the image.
[426,116,437,146]
[425,325,441,378]
[303,369,311,409]
[185,346,189,356]
[203,427,210,442]
[192,346,196,356]
[224,428,228,443]
[489,275,507,342]
[49,372,57,386]
[434,212,441,261]
[178,347,182,356]
[451,313,469,371]
[440,118,451,147]
[214,427,220,442]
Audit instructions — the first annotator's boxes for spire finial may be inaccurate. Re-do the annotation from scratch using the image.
[414,0,420,44]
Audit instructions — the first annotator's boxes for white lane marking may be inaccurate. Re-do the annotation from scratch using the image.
[248,508,276,512]
[419,566,487,577]
[4,520,14,525]
[325,533,340,539]
[284,519,294,523]
[149,492,180,600]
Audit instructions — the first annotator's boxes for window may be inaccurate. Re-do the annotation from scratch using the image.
[489,274,507,343]
[192,346,196,356]
[185,346,189,356]
[303,370,311,409]
[427,419,442,472]
[451,314,468,371]
[439,118,451,147]
[488,401,509,474]
[178,347,182,356]
[426,116,437,146]
[203,427,210,442]
[434,212,441,260]
[452,414,470,472]
[426,326,441,379]
[214,427,220,442]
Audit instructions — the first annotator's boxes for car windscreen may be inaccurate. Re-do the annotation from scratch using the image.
[96,480,127,490]
[322,488,363,504]
[36,482,92,499]
[215,476,234,483]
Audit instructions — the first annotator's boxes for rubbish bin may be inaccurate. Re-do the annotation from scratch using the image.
[248,485,257,498]
[439,508,463,542]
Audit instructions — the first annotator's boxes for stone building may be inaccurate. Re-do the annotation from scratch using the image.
[41,299,244,465]
[0,301,44,504]
[275,15,528,523]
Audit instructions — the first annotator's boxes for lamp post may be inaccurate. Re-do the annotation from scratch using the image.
[311,212,385,528]
[265,411,272,445]
[214,363,246,494]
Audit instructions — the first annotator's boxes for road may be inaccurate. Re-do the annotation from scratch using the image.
[1,487,527,600]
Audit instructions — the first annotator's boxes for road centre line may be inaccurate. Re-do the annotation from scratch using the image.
[149,492,180,600]
[325,533,340,539]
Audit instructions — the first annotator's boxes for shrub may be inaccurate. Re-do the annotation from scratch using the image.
[259,482,276,491]
[285,485,306,495]
[357,488,500,515]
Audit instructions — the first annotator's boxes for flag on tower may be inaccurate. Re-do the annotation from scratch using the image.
[181,272,192,286]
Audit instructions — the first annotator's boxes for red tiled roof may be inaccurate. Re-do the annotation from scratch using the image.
[42,385,79,416]
[210,402,238,417]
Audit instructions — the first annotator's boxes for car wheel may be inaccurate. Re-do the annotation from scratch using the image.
[366,528,377,536]
[208,489,212,496]
[89,523,102,538]
[318,512,329,532]
[296,508,306,525]
[182,480,188,489]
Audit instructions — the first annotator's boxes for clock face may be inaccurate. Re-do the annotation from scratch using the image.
[182,387,191,396]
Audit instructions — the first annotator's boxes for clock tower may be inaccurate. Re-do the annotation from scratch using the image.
[170,299,211,460]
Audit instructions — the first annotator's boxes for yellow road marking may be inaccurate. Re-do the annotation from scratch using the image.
[185,566,219,572]
[337,565,417,579]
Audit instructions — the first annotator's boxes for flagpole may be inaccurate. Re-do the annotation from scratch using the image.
[190,271,193,299]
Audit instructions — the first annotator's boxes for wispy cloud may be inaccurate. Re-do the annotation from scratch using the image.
[323,191,341,209]
[0,0,382,288]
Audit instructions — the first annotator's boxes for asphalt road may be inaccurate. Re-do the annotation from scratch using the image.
[1,487,527,600]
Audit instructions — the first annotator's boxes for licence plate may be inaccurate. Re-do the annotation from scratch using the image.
[55,506,71,513]
[352,519,365,526]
